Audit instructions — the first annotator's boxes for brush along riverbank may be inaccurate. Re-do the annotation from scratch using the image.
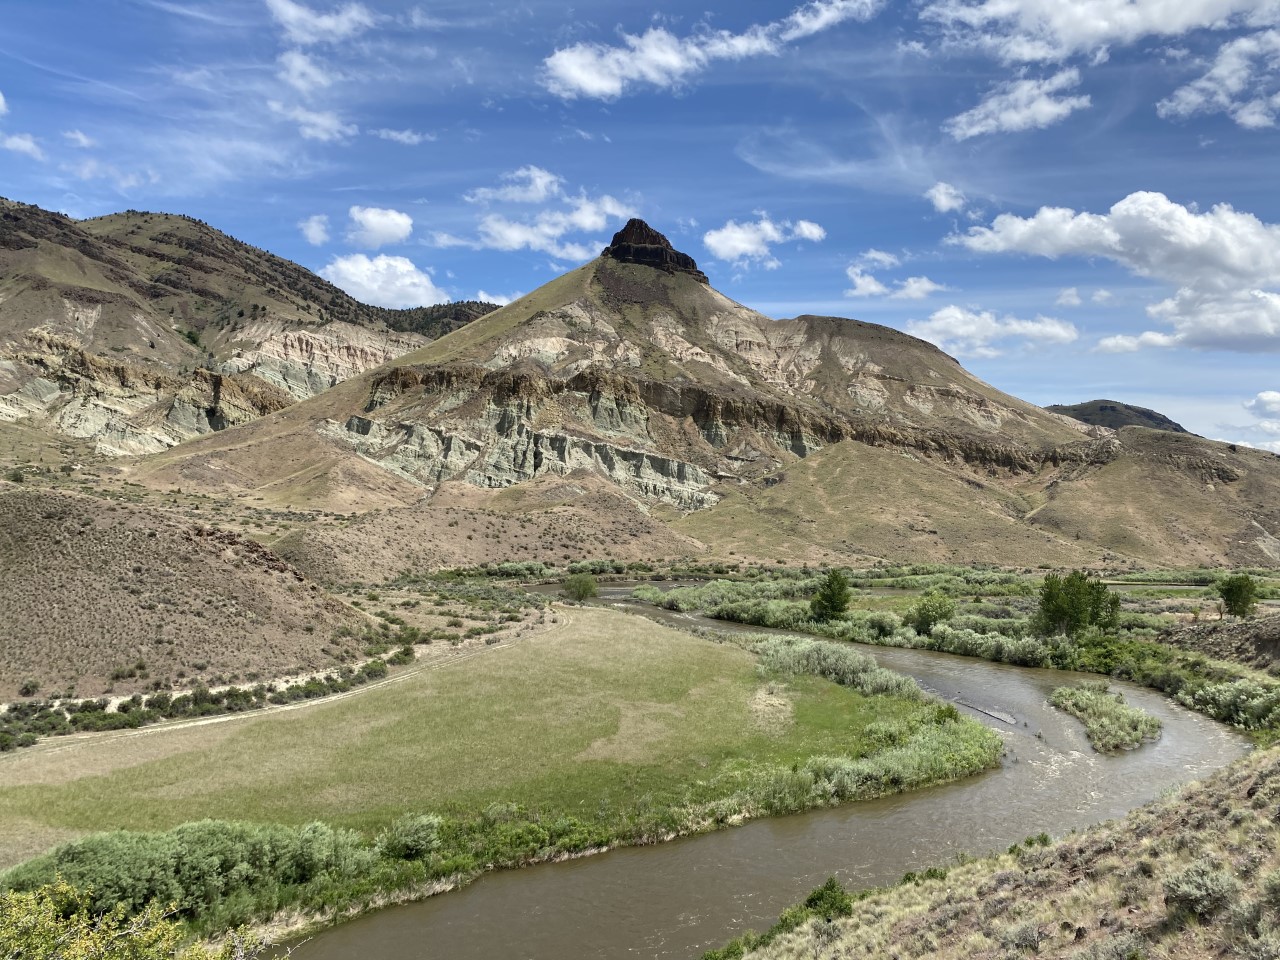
[0,606,999,942]
[702,743,1280,960]
[633,577,1280,744]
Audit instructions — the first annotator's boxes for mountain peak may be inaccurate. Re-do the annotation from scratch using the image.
[602,218,709,283]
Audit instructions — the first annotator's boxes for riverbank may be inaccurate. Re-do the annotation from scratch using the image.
[0,606,999,944]
[704,743,1280,959]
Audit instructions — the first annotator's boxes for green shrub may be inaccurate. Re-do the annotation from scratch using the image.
[1049,681,1162,752]
[562,573,599,602]
[906,592,955,634]
[378,814,442,861]
[1163,860,1241,921]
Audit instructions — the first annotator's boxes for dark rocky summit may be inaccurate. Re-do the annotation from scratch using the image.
[602,219,710,283]
[1048,399,1190,434]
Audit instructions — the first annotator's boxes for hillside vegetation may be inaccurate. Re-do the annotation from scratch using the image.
[0,483,364,699]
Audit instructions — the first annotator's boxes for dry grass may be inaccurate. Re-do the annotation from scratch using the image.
[740,745,1280,960]
[0,484,367,699]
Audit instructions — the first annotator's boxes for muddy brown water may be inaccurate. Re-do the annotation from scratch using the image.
[294,585,1250,960]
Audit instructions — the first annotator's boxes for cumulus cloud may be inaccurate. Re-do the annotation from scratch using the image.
[925,181,966,212]
[858,249,901,269]
[371,128,434,145]
[845,265,948,299]
[1158,29,1280,129]
[959,190,1280,351]
[476,289,524,306]
[1092,289,1113,303]
[62,129,94,148]
[1246,390,1280,417]
[945,68,1091,139]
[474,196,633,260]
[702,215,826,268]
[906,305,1078,357]
[278,49,334,93]
[268,101,357,140]
[0,91,6,116]
[542,0,883,99]
[265,0,375,45]
[1056,286,1082,306]
[2,133,44,161]
[435,168,634,260]
[891,276,951,299]
[321,254,447,308]
[845,267,890,297]
[346,205,413,248]
[920,0,1274,64]
[299,214,330,245]
[465,165,563,204]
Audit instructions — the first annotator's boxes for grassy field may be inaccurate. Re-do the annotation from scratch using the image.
[0,607,980,868]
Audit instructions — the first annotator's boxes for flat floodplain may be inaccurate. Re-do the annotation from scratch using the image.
[0,607,936,868]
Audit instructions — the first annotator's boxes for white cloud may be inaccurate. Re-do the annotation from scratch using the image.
[1056,287,1082,306]
[944,68,1091,139]
[890,276,951,299]
[1158,29,1280,129]
[1246,390,1280,417]
[476,289,523,306]
[268,101,357,140]
[0,91,6,116]
[542,0,883,99]
[474,194,633,260]
[920,0,1275,63]
[265,0,375,45]
[465,166,564,204]
[925,181,966,212]
[702,214,826,267]
[1092,288,1113,303]
[62,129,94,148]
[1095,331,1180,352]
[845,267,890,297]
[346,205,413,248]
[858,249,901,269]
[321,254,447,308]
[437,169,635,260]
[906,305,1078,357]
[371,128,434,145]
[2,134,44,161]
[278,49,334,93]
[299,214,330,245]
[959,190,1280,351]
[845,263,948,299]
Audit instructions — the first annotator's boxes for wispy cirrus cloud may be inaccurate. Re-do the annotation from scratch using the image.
[944,68,1091,139]
[542,0,884,99]
[264,0,375,46]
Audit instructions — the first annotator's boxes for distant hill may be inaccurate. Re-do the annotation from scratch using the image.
[123,218,1280,568]
[0,198,496,455]
[1047,399,1190,434]
[0,484,367,699]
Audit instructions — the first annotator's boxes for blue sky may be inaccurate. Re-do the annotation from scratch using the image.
[2,0,1279,447]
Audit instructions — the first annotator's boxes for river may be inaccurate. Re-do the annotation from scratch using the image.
[294,584,1251,959]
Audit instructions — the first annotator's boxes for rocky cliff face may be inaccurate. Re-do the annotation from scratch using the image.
[601,219,710,283]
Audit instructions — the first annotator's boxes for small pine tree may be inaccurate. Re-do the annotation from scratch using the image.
[810,570,851,623]
[1215,573,1258,618]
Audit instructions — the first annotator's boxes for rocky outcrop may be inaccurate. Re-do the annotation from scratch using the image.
[219,320,429,399]
[601,219,709,283]
[0,332,292,455]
